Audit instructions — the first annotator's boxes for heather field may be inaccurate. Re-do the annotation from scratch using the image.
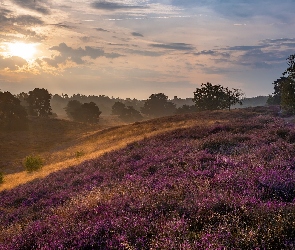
[1,108,295,249]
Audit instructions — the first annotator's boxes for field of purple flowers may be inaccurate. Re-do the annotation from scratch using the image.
[1,109,295,249]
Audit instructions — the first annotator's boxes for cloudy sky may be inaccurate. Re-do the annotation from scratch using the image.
[0,0,295,99]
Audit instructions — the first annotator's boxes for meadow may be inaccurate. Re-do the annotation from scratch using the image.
[1,107,295,249]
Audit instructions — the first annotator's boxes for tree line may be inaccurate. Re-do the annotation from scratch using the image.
[0,84,244,130]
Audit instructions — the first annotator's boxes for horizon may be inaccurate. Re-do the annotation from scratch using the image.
[0,1,294,99]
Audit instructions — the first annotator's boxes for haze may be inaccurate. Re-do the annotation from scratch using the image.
[0,0,295,99]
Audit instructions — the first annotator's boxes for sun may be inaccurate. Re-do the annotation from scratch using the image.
[7,42,37,61]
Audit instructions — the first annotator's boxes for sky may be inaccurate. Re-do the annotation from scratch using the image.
[0,0,295,99]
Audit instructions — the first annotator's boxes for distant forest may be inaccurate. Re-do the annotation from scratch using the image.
[48,93,268,117]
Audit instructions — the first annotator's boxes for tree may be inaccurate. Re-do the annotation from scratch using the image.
[225,88,244,111]
[283,54,295,79]
[111,102,143,122]
[175,105,196,114]
[267,77,291,106]
[280,79,295,113]
[65,100,83,120]
[268,54,295,113]
[193,82,243,111]
[65,100,102,123]
[112,102,126,116]
[25,88,52,117]
[140,93,176,118]
[79,102,102,123]
[280,54,295,113]
[0,91,28,130]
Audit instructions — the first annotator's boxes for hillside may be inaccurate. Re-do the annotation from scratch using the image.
[0,110,248,191]
[1,107,295,249]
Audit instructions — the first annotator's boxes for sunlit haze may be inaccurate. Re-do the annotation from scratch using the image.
[7,42,37,61]
[0,0,294,99]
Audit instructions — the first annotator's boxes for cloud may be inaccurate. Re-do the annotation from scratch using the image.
[91,1,148,11]
[50,23,72,29]
[12,0,51,14]
[0,8,43,27]
[0,9,45,42]
[14,15,44,26]
[0,56,28,70]
[95,28,109,32]
[131,32,144,37]
[194,50,216,56]
[124,48,163,57]
[226,45,266,51]
[43,43,122,67]
[150,43,195,51]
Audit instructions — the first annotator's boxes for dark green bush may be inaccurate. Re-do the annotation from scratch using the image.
[24,155,43,172]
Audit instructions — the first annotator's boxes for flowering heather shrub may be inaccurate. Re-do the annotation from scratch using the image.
[0,111,295,249]
[23,155,43,172]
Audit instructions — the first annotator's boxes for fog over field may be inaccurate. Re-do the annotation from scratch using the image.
[0,0,295,98]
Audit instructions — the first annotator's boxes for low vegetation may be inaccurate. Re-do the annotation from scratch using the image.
[23,155,43,172]
[0,108,294,249]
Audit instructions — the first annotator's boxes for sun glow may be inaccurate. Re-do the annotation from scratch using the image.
[7,42,37,61]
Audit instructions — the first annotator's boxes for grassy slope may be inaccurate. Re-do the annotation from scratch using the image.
[0,109,260,191]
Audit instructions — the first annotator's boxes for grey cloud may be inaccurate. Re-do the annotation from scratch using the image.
[91,1,147,10]
[0,9,43,26]
[125,49,163,57]
[14,15,44,26]
[95,28,109,32]
[80,36,91,43]
[0,10,44,41]
[226,45,266,51]
[150,43,195,51]
[12,0,51,14]
[262,38,295,44]
[260,38,295,48]
[194,50,216,56]
[50,23,72,29]
[131,32,143,37]
[0,56,28,70]
[44,43,122,67]
[169,0,294,23]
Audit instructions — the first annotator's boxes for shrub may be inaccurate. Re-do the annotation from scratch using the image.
[24,155,43,172]
[75,150,85,158]
[0,172,3,184]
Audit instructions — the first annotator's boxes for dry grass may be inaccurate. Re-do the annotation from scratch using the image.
[0,109,258,191]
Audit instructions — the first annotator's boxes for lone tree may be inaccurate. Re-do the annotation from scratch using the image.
[25,88,52,117]
[65,100,102,123]
[140,93,176,118]
[112,102,142,122]
[0,91,28,130]
[193,82,243,111]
